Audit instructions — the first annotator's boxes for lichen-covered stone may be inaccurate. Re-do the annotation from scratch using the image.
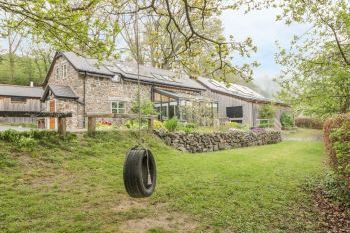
[154,129,282,153]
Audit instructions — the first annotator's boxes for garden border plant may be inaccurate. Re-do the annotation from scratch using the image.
[323,113,350,206]
[296,117,323,129]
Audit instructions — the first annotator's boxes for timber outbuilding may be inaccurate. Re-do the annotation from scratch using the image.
[0,83,43,124]
[197,77,291,128]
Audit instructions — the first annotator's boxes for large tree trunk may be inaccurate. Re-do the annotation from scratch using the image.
[8,53,15,81]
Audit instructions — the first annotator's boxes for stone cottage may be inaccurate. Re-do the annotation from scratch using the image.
[41,52,290,130]
[41,52,214,130]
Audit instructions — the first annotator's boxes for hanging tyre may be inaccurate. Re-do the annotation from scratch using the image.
[123,147,157,198]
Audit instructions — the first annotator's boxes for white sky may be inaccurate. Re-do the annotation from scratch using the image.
[221,8,310,94]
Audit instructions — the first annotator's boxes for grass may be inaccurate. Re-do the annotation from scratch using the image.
[0,129,326,232]
[0,122,36,128]
[282,128,323,141]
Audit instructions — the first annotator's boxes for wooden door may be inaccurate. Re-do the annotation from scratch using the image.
[49,100,55,129]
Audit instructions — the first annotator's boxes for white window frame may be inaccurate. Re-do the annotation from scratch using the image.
[111,101,126,114]
[62,63,67,78]
[55,67,60,79]
[112,74,121,82]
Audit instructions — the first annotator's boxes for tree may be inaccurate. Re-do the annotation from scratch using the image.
[27,43,55,80]
[120,8,257,80]
[234,0,350,117]
[272,0,350,117]
[0,0,261,82]
[0,13,25,81]
[0,0,120,59]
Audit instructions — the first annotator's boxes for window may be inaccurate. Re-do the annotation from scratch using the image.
[161,105,168,117]
[226,106,243,118]
[55,67,60,79]
[112,74,121,82]
[112,101,126,114]
[62,64,67,78]
[11,97,27,103]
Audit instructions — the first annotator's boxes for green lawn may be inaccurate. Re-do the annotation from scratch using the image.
[282,128,323,141]
[0,130,326,232]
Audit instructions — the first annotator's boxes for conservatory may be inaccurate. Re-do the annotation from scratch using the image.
[152,88,218,125]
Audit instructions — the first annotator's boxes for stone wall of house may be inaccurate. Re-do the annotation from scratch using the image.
[47,56,85,98]
[45,55,211,129]
[84,77,152,114]
[46,56,85,129]
[55,98,84,129]
[154,129,282,153]
[46,56,154,129]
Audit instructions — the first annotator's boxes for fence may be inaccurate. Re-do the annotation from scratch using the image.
[0,97,41,124]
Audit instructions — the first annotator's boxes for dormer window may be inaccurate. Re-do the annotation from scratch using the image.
[112,74,121,82]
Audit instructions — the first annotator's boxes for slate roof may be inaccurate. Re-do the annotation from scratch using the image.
[42,84,78,100]
[197,77,273,103]
[154,88,216,102]
[0,84,43,98]
[57,52,205,90]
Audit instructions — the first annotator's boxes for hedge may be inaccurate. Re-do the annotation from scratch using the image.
[323,114,350,193]
[295,117,323,129]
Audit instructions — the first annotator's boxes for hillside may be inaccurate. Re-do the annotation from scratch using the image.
[0,130,329,232]
[0,53,48,86]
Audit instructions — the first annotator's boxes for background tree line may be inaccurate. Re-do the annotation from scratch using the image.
[1,0,348,119]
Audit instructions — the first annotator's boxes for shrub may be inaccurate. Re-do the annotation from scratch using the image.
[323,172,350,206]
[0,130,76,150]
[295,117,323,129]
[259,104,275,119]
[224,121,249,130]
[280,112,294,129]
[225,121,239,128]
[323,113,350,205]
[185,123,196,129]
[153,120,165,129]
[183,123,196,133]
[97,120,112,126]
[258,120,271,128]
[251,127,266,134]
[0,130,43,149]
[164,118,178,132]
[131,97,156,115]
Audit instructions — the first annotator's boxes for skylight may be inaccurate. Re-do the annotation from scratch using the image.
[105,65,121,73]
[210,79,231,91]
[152,73,174,82]
[115,64,136,74]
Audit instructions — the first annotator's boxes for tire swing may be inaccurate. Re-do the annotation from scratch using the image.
[123,8,157,198]
[123,147,156,198]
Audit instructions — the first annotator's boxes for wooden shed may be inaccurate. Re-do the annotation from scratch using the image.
[0,84,43,124]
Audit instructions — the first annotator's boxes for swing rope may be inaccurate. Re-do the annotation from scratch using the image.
[134,3,152,185]
[135,5,142,146]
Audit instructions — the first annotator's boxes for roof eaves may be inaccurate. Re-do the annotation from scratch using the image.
[122,75,206,92]
[78,70,114,78]
[0,94,41,99]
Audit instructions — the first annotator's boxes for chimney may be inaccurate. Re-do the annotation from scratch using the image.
[30,81,34,87]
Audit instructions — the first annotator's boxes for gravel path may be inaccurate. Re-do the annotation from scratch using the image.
[0,125,36,132]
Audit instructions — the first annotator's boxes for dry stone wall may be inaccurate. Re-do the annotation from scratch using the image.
[154,129,282,153]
